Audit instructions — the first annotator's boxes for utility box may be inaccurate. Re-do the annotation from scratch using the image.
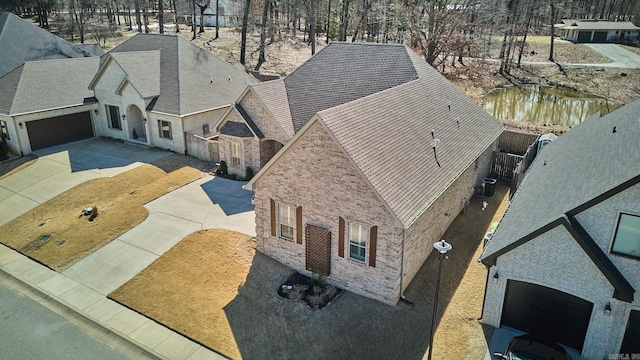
[482,178,497,197]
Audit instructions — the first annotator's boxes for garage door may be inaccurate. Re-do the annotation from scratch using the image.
[577,32,591,42]
[593,32,607,42]
[26,112,93,151]
[501,280,593,351]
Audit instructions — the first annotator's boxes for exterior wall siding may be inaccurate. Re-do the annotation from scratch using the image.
[240,90,289,145]
[92,63,132,142]
[253,121,402,304]
[403,141,496,291]
[147,113,185,154]
[183,107,228,137]
[218,132,259,178]
[482,225,625,360]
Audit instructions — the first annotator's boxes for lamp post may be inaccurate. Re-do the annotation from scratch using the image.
[428,239,452,360]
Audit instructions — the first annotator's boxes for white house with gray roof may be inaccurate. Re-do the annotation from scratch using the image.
[240,42,504,305]
[555,19,640,43]
[480,99,640,359]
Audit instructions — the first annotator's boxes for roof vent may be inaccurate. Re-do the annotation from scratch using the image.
[612,126,617,133]
[431,129,435,139]
[448,100,451,112]
[456,116,460,127]
[433,139,441,168]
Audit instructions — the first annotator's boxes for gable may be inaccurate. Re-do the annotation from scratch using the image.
[238,89,287,143]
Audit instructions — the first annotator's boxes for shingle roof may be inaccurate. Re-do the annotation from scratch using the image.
[76,43,105,56]
[248,79,294,138]
[110,51,161,98]
[557,19,640,31]
[318,49,504,226]
[236,104,264,138]
[249,43,504,227]
[284,42,419,132]
[0,57,99,115]
[0,12,95,78]
[481,99,640,262]
[106,33,258,116]
[220,121,254,137]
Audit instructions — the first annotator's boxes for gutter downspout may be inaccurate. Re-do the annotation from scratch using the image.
[478,264,491,321]
[398,228,414,307]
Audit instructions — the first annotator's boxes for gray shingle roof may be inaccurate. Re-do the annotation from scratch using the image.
[107,33,258,116]
[318,49,504,226]
[557,19,640,31]
[481,99,640,262]
[249,42,504,227]
[284,42,419,133]
[76,43,105,56]
[248,79,294,138]
[110,51,161,98]
[0,12,95,78]
[0,57,99,115]
[220,121,254,137]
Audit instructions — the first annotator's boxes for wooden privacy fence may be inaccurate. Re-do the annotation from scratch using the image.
[510,139,540,198]
[185,132,219,163]
[499,130,540,155]
[491,152,523,181]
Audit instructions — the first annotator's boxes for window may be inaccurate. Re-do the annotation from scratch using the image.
[106,105,121,130]
[612,213,640,259]
[158,120,172,139]
[349,222,367,262]
[231,142,241,166]
[0,120,9,140]
[279,204,294,240]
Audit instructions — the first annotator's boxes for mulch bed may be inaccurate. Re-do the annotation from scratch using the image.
[277,272,342,309]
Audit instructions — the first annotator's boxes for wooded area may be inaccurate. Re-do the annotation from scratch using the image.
[1,0,639,72]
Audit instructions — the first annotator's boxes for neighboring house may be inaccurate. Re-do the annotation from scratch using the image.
[240,42,504,305]
[194,0,242,27]
[0,12,100,78]
[0,58,100,155]
[480,100,640,359]
[555,19,640,43]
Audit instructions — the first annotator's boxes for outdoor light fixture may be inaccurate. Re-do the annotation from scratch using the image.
[493,272,499,282]
[94,109,99,115]
[18,122,23,129]
[122,114,126,120]
[604,303,612,316]
[428,239,452,360]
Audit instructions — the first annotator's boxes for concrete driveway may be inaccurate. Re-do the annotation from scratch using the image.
[0,138,169,227]
[63,176,256,295]
[583,43,640,68]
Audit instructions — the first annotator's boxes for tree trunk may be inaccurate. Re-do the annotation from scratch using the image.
[310,0,316,54]
[256,0,270,70]
[341,0,349,41]
[144,9,150,33]
[240,0,251,65]
[135,0,142,32]
[159,0,164,33]
[192,0,197,39]
[549,0,555,62]
[326,0,331,43]
[173,0,179,32]
[215,0,220,39]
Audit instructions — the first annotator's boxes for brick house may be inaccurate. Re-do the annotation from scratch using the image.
[554,19,640,43]
[240,42,504,305]
[480,100,640,358]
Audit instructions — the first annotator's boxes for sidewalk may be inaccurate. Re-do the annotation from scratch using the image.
[0,242,225,360]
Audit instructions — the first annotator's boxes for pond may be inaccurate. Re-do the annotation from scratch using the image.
[482,86,621,127]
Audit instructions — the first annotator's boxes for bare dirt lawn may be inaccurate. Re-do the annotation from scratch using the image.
[109,185,511,360]
[0,163,202,271]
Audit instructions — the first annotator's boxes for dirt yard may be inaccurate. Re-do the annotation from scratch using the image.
[109,184,510,360]
[0,163,202,271]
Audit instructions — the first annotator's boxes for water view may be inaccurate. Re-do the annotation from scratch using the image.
[482,86,621,127]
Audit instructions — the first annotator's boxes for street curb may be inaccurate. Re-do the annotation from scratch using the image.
[0,267,164,360]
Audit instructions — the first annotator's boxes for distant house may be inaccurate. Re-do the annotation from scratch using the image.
[555,19,640,43]
[0,12,101,78]
[238,42,504,305]
[194,0,242,27]
[480,100,640,358]
[0,32,257,155]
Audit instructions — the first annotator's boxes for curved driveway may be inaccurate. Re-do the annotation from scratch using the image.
[582,43,640,68]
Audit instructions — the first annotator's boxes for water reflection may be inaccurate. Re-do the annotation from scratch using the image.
[482,86,621,127]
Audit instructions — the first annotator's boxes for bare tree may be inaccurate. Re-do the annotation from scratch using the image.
[240,0,251,65]
[158,0,164,33]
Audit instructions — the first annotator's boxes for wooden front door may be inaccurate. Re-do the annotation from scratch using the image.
[305,224,331,276]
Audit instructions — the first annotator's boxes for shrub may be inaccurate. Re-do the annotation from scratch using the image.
[217,160,228,176]
[245,166,254,181]
[0,133,8,157]
[132,128,138,139]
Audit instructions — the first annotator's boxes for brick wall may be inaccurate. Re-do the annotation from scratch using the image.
[403,142,495,291]
[240,90,289,145]
[218,133,259,178]
[253,121,402,304]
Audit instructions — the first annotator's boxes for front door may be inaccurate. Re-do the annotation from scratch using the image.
[305,224,331,276]
[620,310,640,354]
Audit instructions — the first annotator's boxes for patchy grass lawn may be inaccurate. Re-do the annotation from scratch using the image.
[109,185,511,360]
[0,154,37,180]
[0,164,201,271]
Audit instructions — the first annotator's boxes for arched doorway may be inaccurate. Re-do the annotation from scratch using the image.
[127,105,146,143]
